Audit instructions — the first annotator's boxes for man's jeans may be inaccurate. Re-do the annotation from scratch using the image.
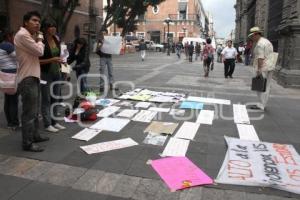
[99,57,114,88]
[18,77,41,147]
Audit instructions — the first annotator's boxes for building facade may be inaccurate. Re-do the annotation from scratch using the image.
[0,0,103,44]
[108,0,209,43]
[235,0,300,88]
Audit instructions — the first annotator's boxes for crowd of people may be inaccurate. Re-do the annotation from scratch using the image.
[0,10,275,152]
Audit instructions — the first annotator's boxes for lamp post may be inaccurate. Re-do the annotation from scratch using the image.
[164,17,172,56]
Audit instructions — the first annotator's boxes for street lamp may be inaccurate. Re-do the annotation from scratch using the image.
[164,17,172,56]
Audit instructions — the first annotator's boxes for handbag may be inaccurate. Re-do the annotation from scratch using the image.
[0,71,17,95]
[251,74,267,92]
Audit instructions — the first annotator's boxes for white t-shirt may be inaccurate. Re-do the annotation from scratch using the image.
[253,37,274,71]
[221,47,238,59]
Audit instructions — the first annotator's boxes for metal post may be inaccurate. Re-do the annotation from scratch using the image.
[167,22,170,56]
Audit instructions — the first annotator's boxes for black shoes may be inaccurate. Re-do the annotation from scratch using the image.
[23,143,44,152]
[34,136,50,143]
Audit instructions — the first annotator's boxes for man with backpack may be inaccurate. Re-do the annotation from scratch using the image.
[221,40,238,78]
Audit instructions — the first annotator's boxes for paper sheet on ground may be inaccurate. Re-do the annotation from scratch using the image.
[80,138,138,154]
[89,117,130,132]
[143,133,168,146]
[72,128,101,141]
[144,121,178,135]
[130,94,152,101]
[97,106,120,118]
[101,36,122,55]
[187,96,231,105]
[135,102,152,108]
[117,101,133,107]
[233,104,250,124]
[174,122,200,140]
[151,157,213,191]
[180,101,204,110]
[117,109,139,118]
[196,110,214,125]
[132,110,158,123]
[169,109,185,116]
[148,96,177,103]
[95,99,120,107]
[236,124,260,141]
[148,107,170,113]
[216,136,300,195]
[161,137,190,157]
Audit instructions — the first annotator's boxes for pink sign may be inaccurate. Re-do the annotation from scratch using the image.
[151,157,213,191]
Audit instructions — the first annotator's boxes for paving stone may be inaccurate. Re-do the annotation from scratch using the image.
[245,193,270,200]
[179,187,203,200]
[19,161,54,180]
[154,181,181,200]
[131,178,161,200]
[201,187,225,200]
[94,172,123,195]
[6,158,39,177]
[223,190,246,199]
[126,159,160,180]
[0,156,27,175]
[72,169,105,192]
[37,163,87,187]
[9,181,66,200]
[0,174,31,200]
[112,174,141,198]
[91,155,133,174]
[56,187,111,200]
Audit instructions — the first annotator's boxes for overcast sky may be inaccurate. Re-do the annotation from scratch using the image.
[202,0,236,38]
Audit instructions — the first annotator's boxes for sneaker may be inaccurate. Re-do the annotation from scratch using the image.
[53,123,66,130]
[45,125,59,133]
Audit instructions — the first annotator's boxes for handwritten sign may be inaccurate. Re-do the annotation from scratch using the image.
[216,136,300,194]
[151,157,213,191]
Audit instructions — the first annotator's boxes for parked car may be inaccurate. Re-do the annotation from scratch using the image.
[145,40,164,51]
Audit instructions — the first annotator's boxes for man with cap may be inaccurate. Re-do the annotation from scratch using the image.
[248,27,274,111]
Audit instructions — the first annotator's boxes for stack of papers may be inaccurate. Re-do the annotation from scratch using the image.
[132,110,158,123]
[174,122,200,140]
[135,102,152,109]
[161,137,190,157]
[117,109,139,118]
[89,118,130,132]
[233,104,250,124]
[97,106,120,118]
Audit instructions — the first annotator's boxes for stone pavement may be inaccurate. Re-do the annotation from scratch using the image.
[0,51,300,200]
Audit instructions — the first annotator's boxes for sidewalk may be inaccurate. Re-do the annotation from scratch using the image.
[0,52,299,200]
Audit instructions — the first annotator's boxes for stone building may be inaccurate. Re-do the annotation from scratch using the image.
[0,0,103,44]
[235,0,300,88]
[107,0,210,43]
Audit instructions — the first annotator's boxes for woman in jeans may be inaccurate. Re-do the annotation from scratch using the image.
[68,38,90,94]
[40,19,66,133]
[0,30,19,130]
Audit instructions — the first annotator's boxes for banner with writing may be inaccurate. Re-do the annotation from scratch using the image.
[216,136,300,194]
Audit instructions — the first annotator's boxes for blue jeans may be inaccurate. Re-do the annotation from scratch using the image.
[99,57,114,88]
[18,77,41,147]
[75,69,88,93]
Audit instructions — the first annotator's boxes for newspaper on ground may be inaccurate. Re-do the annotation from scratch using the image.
[132,110,158,123]
[80,138,138,154]
[72,128,102,141]
[161,137,190,157]
[89,117,130,132]
[174,122,200,140]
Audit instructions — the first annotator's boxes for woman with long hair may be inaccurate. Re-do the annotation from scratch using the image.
[68,38,90,94]
[40,19,66,133]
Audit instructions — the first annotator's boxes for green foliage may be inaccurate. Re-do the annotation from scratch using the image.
[103,0,165,36]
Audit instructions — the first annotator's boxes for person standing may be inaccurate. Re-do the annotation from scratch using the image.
[0,30,19,130]
[221,40,238,78]
[68,38,90,94]
[244,40,253,66]
[195,42,201,61]
[14,11,49,152]
[39,19,66,133]
[237,43,245,63]
[139,39,146,61]
[188,41,194,62]
[202,38,215,77]
[248,27,274,111]
[175,42,182,59]
[96,29,118,92]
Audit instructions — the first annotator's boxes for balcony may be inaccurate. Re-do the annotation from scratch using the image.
[168,14,199,22]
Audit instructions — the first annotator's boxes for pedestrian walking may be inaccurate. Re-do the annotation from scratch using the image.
[237,43,245,63]
[244,40,252,66]
[39,19,66,133]
[175,42,182,59]
[248,27,275,111]
[216,45,223,63]
[184,42,189,60]
[188,42,194,62]
[15,11,49,152]
[202,38,215,77]
[195,42,201,61]
[96,29,118,92]
[221,40,238,78]
[0,30,19,130]
[139,39,146,61]
[68,38,90,94]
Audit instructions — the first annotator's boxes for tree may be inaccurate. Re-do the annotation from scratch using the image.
[40,0,80,38]
[102,0,165,36]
